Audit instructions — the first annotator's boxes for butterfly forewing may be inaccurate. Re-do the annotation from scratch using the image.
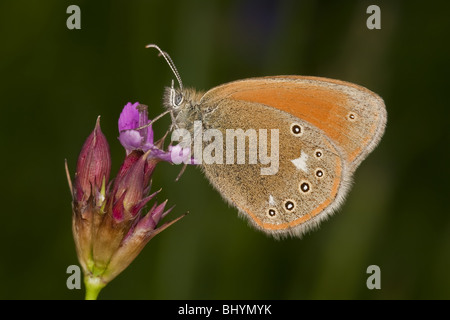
[202,76,386,172]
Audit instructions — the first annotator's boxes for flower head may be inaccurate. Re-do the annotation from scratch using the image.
[66,103,186,299]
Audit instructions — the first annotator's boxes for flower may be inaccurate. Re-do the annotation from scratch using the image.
[118,102,171,161]
[66,104,186,300]
[118,102,196,164]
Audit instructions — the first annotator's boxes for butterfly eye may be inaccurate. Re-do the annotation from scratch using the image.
[170,87,184,109]
[175,93,183,106]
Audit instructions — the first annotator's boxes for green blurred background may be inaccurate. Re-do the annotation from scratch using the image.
[1,0,449,299]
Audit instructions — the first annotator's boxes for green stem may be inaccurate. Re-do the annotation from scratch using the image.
[84,276,106,300]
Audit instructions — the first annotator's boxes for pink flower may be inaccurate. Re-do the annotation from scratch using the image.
[118,102,195,164]
[66,105,186,299]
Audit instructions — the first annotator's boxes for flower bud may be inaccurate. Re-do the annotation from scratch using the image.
[74,117,111,203]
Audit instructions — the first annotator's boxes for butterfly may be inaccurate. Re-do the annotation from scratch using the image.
[148,44,386,238]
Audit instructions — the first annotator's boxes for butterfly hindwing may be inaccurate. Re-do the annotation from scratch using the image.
[200,99,348,237]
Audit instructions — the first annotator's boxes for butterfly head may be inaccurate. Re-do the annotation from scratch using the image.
[163,81,204,132]
[164,79,185,110]
[146,44,206,130]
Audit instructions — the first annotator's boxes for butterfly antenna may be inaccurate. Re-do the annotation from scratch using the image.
[146,44,183,91]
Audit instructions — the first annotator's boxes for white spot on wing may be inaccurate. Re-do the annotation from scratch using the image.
[291,151,309,172]
[269,195,276,206]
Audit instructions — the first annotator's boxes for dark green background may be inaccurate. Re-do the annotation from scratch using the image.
[1,0,449,299]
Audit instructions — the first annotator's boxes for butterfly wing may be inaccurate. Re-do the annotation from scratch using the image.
[199,99,347,238]
[202,76,386,172]
[197,76,385,237]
